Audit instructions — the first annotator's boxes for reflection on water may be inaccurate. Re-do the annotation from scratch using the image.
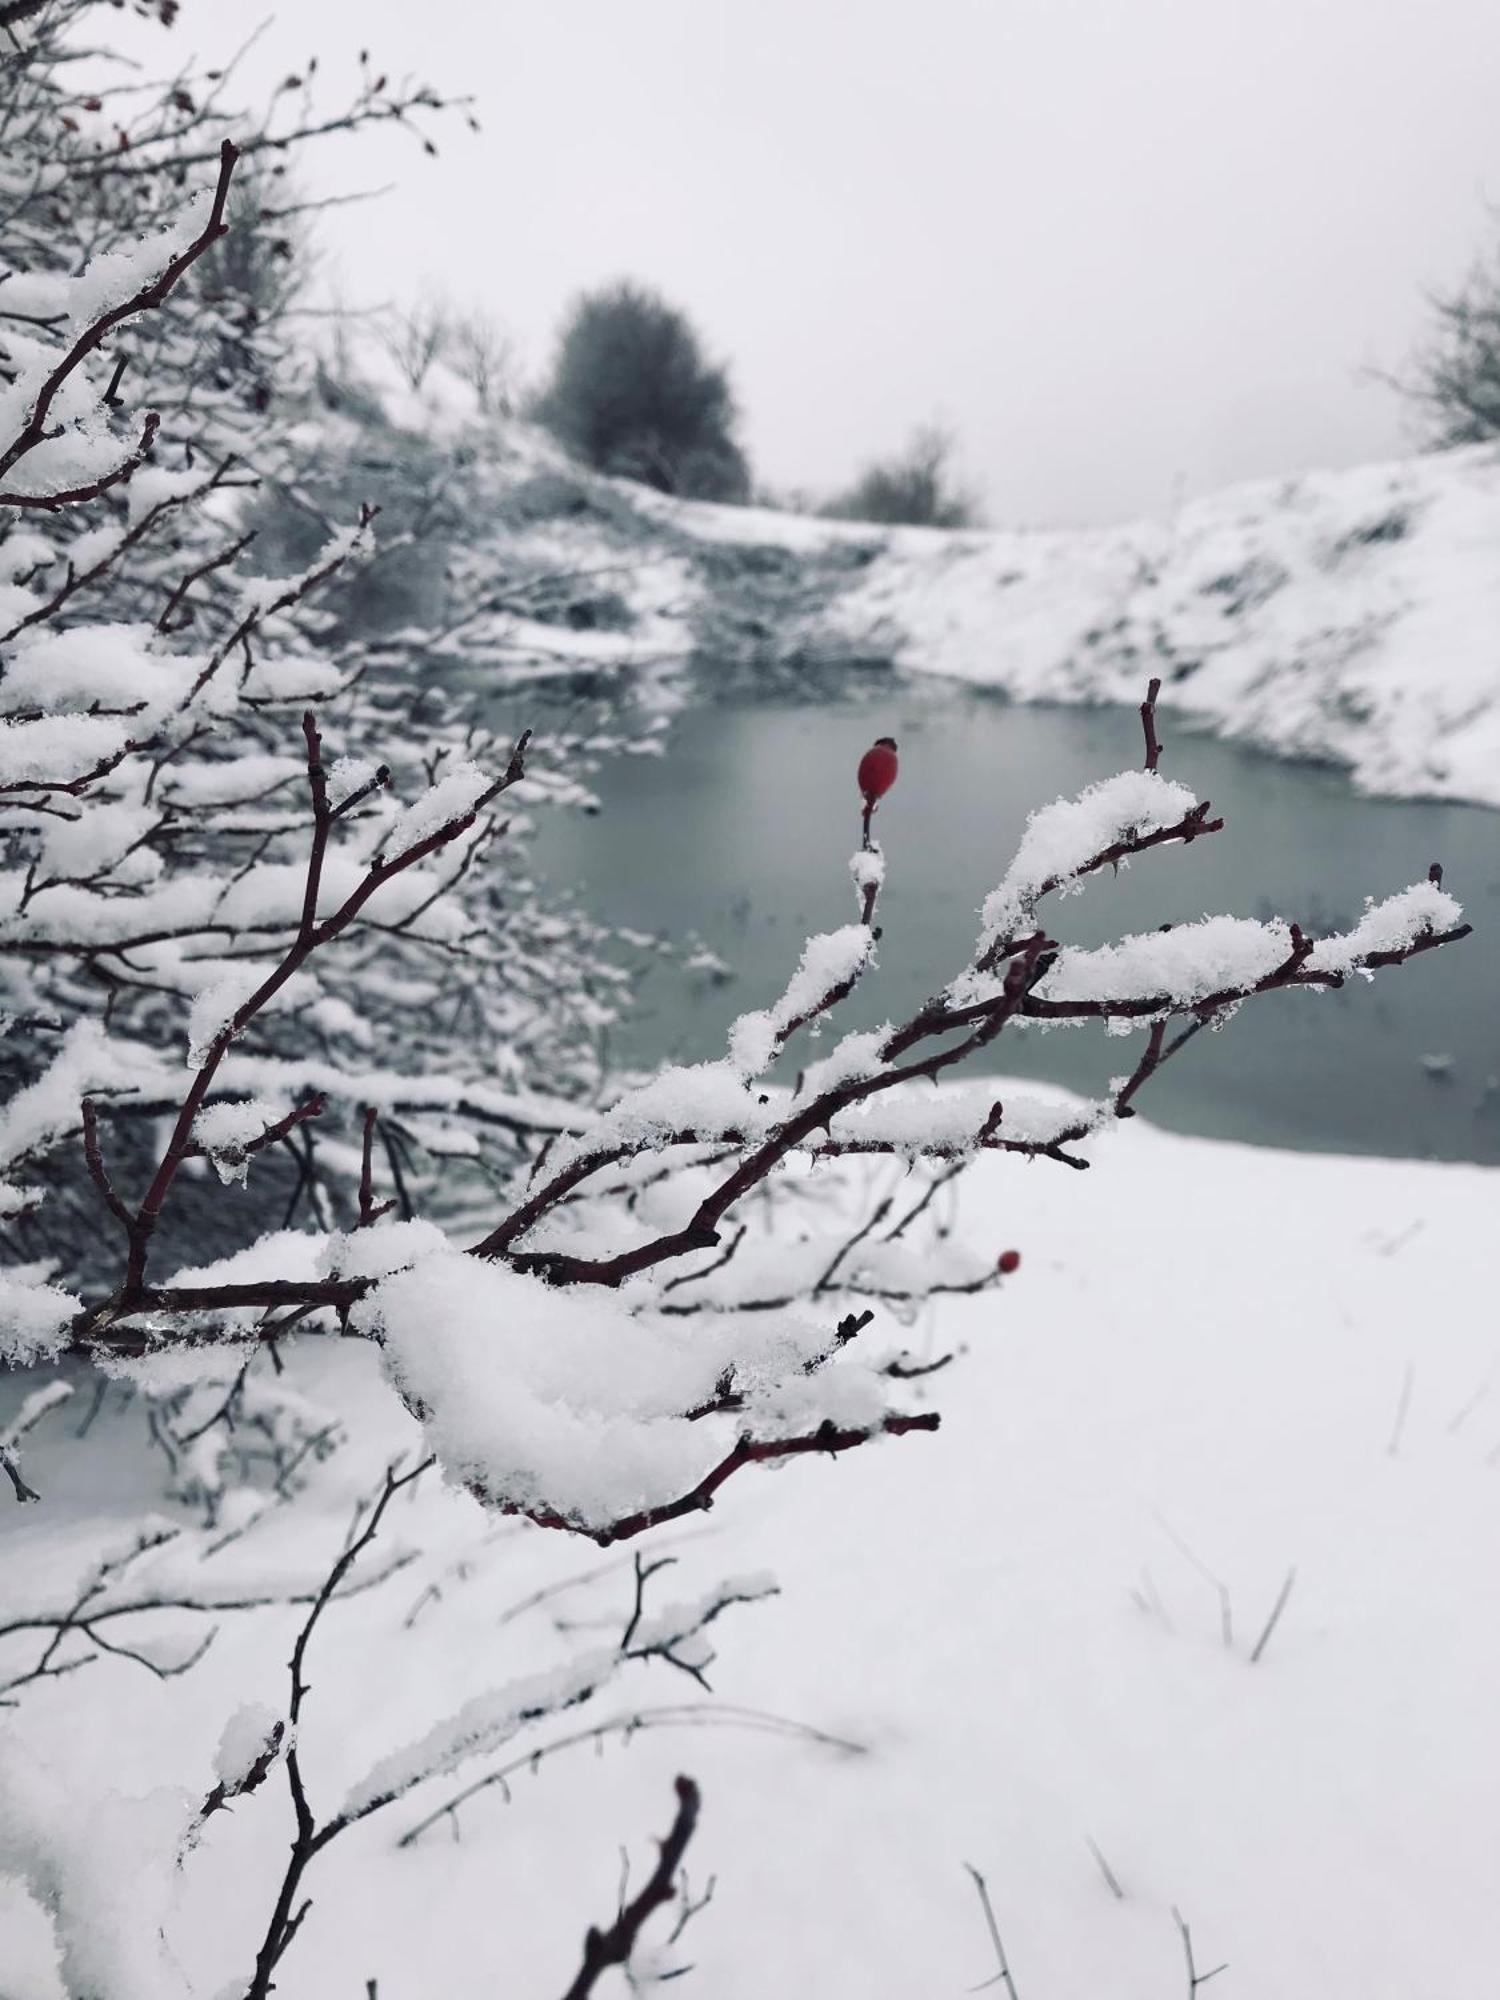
[526,689,1498,1163]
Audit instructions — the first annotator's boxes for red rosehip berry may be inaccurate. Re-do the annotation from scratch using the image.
[857,736,899,806]
[997,1249,1021,1275]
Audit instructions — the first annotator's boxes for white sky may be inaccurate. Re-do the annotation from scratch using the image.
[112,0,1500,525]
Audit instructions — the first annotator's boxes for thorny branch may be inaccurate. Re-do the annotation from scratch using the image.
[559,1775,702,2000]
[1173,1906,1229,1995]
[244,1456,434,2000]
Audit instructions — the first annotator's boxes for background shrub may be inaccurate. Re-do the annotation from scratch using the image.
[534,281,750,501]
[824,425,981,528]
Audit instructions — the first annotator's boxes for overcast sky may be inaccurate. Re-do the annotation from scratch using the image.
[118,0,1500,525]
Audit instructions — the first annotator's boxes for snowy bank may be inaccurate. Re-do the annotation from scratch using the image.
[500,431,1500,809]
[823,444,1500,809]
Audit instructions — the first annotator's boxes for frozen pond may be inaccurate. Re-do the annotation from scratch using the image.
[528,690,1497,1163]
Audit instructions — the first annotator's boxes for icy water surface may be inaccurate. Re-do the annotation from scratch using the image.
[528,691,1499,1163]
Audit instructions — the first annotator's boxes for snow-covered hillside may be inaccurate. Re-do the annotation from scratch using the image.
[474,426,1500,808]
[825,446,1500,809]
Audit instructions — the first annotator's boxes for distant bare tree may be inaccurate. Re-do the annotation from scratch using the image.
[824,425,981,529]
[449,309,520,416]
[1405,227,1500,444]
[379,298,453,392]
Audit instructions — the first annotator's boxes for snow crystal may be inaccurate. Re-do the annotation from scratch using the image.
[213,1704,282,1791]
[193,1099,288,1185]
[187,967,263,1067]
[725,925,875,1075]
[1036,916,1291,1006]
[326,755,383,810]
[2,622,195,716]
[1308,881,1463,975]
[970,769,1201,962]
[319,1217,452,1281]
[0,1273,78,1364]
[380,760,491,859]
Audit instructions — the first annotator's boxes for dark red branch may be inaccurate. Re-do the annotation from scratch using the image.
[357,1107,395,1227]
[156,529,256,634]
[0,141,238,498]
[514,1413,941,1549]
[0,411,161,511]
[80,1097,136,1238]
[111,711,528,1301]
[1141,674,1164,771]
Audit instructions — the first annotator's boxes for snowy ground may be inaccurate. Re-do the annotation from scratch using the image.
[3,1102,1495,1998]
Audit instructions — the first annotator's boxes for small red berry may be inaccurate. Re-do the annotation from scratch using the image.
[857,736,899,806]
[997,1249,1021,1275]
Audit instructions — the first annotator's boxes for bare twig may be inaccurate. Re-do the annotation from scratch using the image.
[1248,1566,1298,1666]
[964,1863,1022,1997]
[1085,1835,1126,1900]
[1387,1362,1415,1458]
[559,1775,702,2000]
[1172,1906,1228,1995]
[1155,1515,1233,1650]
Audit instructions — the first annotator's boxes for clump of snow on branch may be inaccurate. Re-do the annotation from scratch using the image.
[234,520,371,615]
[1039,916,1290,1006]
[361,1249,893,1527]
[725,923,874,1073]
[0,1744,200,2000]
[967,769,1200,964]
[378,760,491,859]
[827,1084,1099,1157]
[850,843,885,903]
[1308,881,1464,974]
[192,1100,289,1185]
[186,968,265,1068]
